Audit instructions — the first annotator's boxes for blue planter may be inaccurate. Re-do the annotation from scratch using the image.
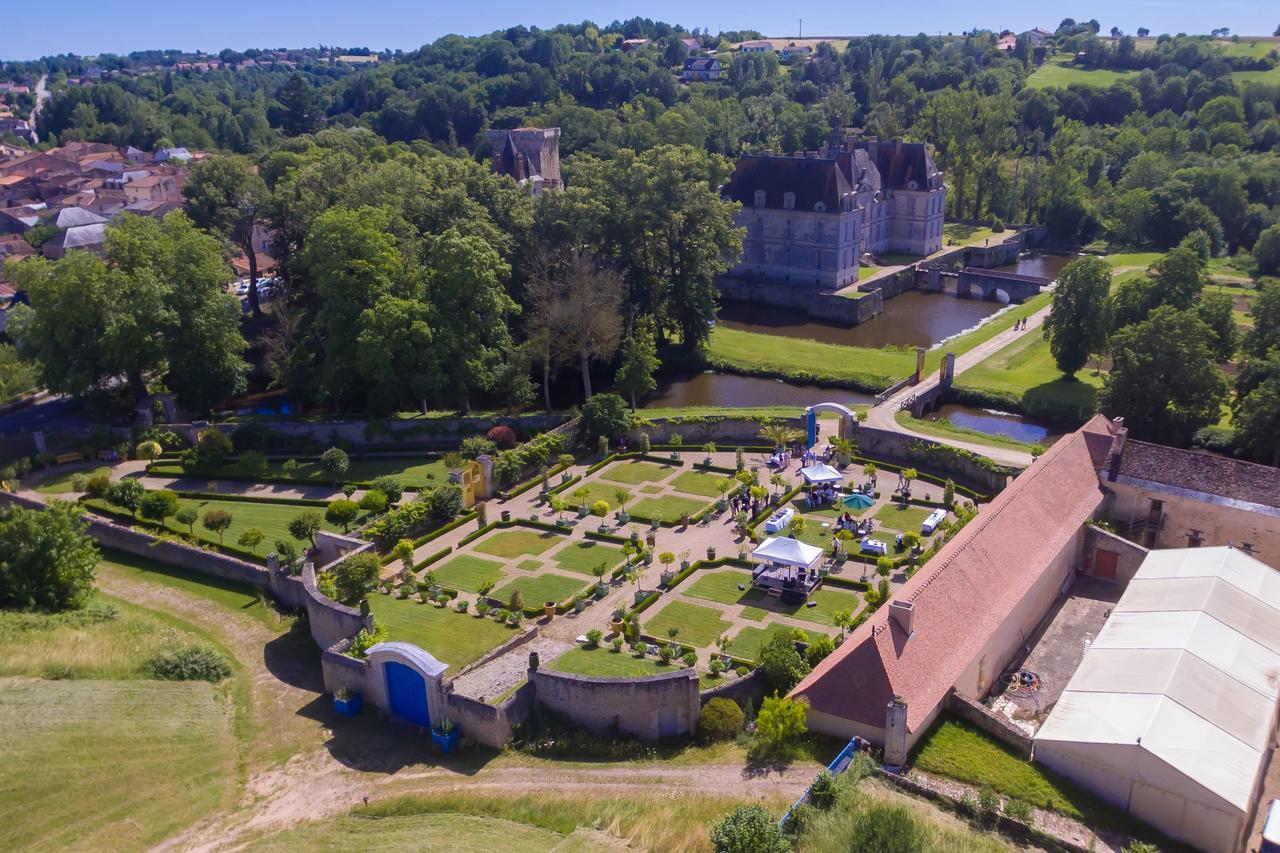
[432,727,460,753]
[333,692,362,717]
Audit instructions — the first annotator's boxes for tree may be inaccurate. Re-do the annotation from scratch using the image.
[833,609,853,638]
[1194,292,1238,362]
[0,501,99,612]
[391,539,415,575]
[358,489,388,515]
[201,508,234,543]
[1257,226,1280,277]
[758,424,802,449]
[548,250,623,400]
[614,314,660,409]
[370,476,404,505]
[580,392,631,442]
[175,507,198,536]
[320,447,350,481]
[1042,256,1111,377]
[1233,351,1280,465]
[238,527,265,554]
[805,634,836,667]
[134,440,162,461]
[698,697,745,742]
[138,489,180,524]
[848,803,926,853]
[329,551,380,606]
[1244,280,1280,360]
[325,499,361,533]
[288,511,323,548]
[709,804,790,853]
[759,629,811,693]
[1101,306,1228,445]
[276,74,321,136]
[754,693,809,754]
[105,478,146,516]
[183,155,270,315]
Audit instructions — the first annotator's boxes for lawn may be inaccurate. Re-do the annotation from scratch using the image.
[670,470,729,498]
[98,549,277,628]
[894,410,1044,452]
[644,600,732,648]
[909,715,1148,833]
[149,455,451,488]
[516,559,542,571]
[472,529,564,558]
[552,540,626,575]
[549,645,681,678]
[707,326,915,391]
[954,329,1103,419]
[682,571,862,628]
[490,573,587,607]
[726,623,829,662]
[244,811,580,852]
[564,480,628,508]
[1103,250,1162,271]
[33,465,113,495]
[924,292,1053,373]
[600,460,677,485]
[629,494,711,523]
[85,495,353,558]
[366,595,516,669]
[1026,56,1136,89]
[872,503,935,532]
[943,222,998,246]
[428,555,504,593]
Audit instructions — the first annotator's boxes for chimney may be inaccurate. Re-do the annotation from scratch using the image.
[889,599,914,635]
[1105,426,1128,482]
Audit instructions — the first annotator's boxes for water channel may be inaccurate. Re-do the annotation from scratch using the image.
[647,254,1077,444]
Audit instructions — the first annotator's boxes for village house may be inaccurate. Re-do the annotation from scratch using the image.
[680,58,722,82]
[779,43,814,61]
[738,40,775,53]
[720,136,946,289]
[1021,27,1053,47]
[996,32,1018,52]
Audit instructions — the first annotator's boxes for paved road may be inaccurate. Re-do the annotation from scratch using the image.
[28,75,49,142]
[863,297,1056,469]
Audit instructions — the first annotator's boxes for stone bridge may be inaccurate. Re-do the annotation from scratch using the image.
[957,267,1047,304]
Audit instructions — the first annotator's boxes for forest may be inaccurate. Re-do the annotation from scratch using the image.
[3,17,1279,460]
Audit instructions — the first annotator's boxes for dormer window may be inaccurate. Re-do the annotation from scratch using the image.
[814,201,826,212]
[753,190,766,207]
[907,180,918,190]
[783,192,795,210]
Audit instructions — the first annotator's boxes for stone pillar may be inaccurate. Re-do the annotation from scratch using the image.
[939,352,956,388]
[914,347,927,384]
[884,697,909,767]
[839,414,855,440]
[475,454,495,499]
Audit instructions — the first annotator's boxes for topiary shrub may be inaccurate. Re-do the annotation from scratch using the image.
[585,628,603,647]
[486,425,517,449]
[990,217,1005,233]
[147,646,231,682]
[697,697,745,742]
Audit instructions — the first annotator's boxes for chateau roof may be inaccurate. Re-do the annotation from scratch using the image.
[722,154,851,213]
[790,415,1113,733]
[853,140,939,191]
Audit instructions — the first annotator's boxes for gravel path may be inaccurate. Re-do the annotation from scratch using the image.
[451,636,573,701]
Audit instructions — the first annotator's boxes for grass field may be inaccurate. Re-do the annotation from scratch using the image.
[629,494,711,523]
[33,466,113,494]
[943,223,998,246]
[954,330,1103,417]
[429,555,504,593]
[149,456,450,488]
[645,600,732,648]
[925,292,1053,373]
[565,480,629,508]
[1103,250,1162,271]
[549,645,679,678]
[490,573,587,607]
[726,623,828,661]
[552,540,626,575]
[910,715,1145,833]
[85,495,353,557]
[707,326,914,390]
[682,571,862,628]
[246,812,576,852]
[1026,55,1136,89]
[366,595,516,669]
[600,460,677,485]
[99,550,277,628]
[516,558,541,571]
[894,410,1045,452]
[472,529,564,558]
[670,470,728,498]
[873,503,935,532]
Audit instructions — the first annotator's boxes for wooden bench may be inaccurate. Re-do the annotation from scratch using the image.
[54,452,83,465]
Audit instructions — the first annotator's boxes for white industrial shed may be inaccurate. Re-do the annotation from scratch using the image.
[1034,547,1280,853]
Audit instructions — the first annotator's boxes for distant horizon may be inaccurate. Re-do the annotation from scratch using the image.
[4,1,1277,62]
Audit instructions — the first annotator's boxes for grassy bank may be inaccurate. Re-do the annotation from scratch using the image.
[706,326,915,391]
[951,329,1102,422]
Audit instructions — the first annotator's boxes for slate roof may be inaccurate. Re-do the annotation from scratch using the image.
[1114,440,1280,510]
[722,154,851,213]
[47,222,106,251]
[790,414,1114,734]
[853,140,938,191]
[52,206,107,228]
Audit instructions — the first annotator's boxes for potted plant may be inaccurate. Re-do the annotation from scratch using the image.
[614,488,630,524]
[431,718,460,753]
[501,509,512,522]
[715,478,731,512]
[610,608,626,633]
[669,433,683,461]
[333,686,362,717]
[658,551,676,585]
[543,600,556,619]
[707,545,717,560]
[702,441,716,465]
[593,562,609,596]
[573,487,590,518]
[558,453,575,481]
[591,499,611,533]
[679,549,691,571]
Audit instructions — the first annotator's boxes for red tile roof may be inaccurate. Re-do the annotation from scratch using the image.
[791,415,1114,734]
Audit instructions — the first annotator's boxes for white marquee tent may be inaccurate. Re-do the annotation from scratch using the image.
[752,536,823,570]
[799,463,843,485]
[1033,547,1280,853]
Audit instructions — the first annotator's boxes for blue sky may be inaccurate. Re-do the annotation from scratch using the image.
[5,1,1277,61]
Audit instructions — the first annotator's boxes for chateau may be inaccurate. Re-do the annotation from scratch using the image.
[721,138,946,289]
[485,127,561,194]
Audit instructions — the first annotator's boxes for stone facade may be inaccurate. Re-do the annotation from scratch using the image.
[530,666,701,739]
[722,137,945,289]
[485,127,561,194]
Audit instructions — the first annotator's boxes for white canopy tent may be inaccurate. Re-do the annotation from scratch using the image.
[1034,547,1280,853]
[799,463,843,485]
[752,536,823,570]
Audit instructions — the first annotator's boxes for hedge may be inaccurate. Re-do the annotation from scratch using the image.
[171,490,330,508]
[414,547,453,571]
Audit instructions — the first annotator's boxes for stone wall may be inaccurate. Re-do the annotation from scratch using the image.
[445,682,535,749]
[1082,524,1148,584]
[301,560,373,649]
[700,667,767,708]
[531,666,701,739]
[626,417,801,445]
[945,690,1033,758]
[850,424,1016,494]
[321,640,371,698]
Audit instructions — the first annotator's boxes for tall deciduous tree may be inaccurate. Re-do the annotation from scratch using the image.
[1101,306,1227,445]
[615,314,660,409]
[549,251,623,400]
[183,154,270,316]
[1043,256,1111,377]
[0,501,99,612]
[276,74,321,137]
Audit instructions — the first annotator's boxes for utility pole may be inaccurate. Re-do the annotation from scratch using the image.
[799,18,803,39]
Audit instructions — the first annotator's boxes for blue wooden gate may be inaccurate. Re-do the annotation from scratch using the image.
[384,661,430,727]
[805,409,817,448]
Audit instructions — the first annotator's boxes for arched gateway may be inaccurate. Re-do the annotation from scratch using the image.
[804,402,858,448]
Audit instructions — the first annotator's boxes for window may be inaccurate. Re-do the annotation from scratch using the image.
[1187,529,1203,548]
[753,190,766,207]
[783,192,795,210]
